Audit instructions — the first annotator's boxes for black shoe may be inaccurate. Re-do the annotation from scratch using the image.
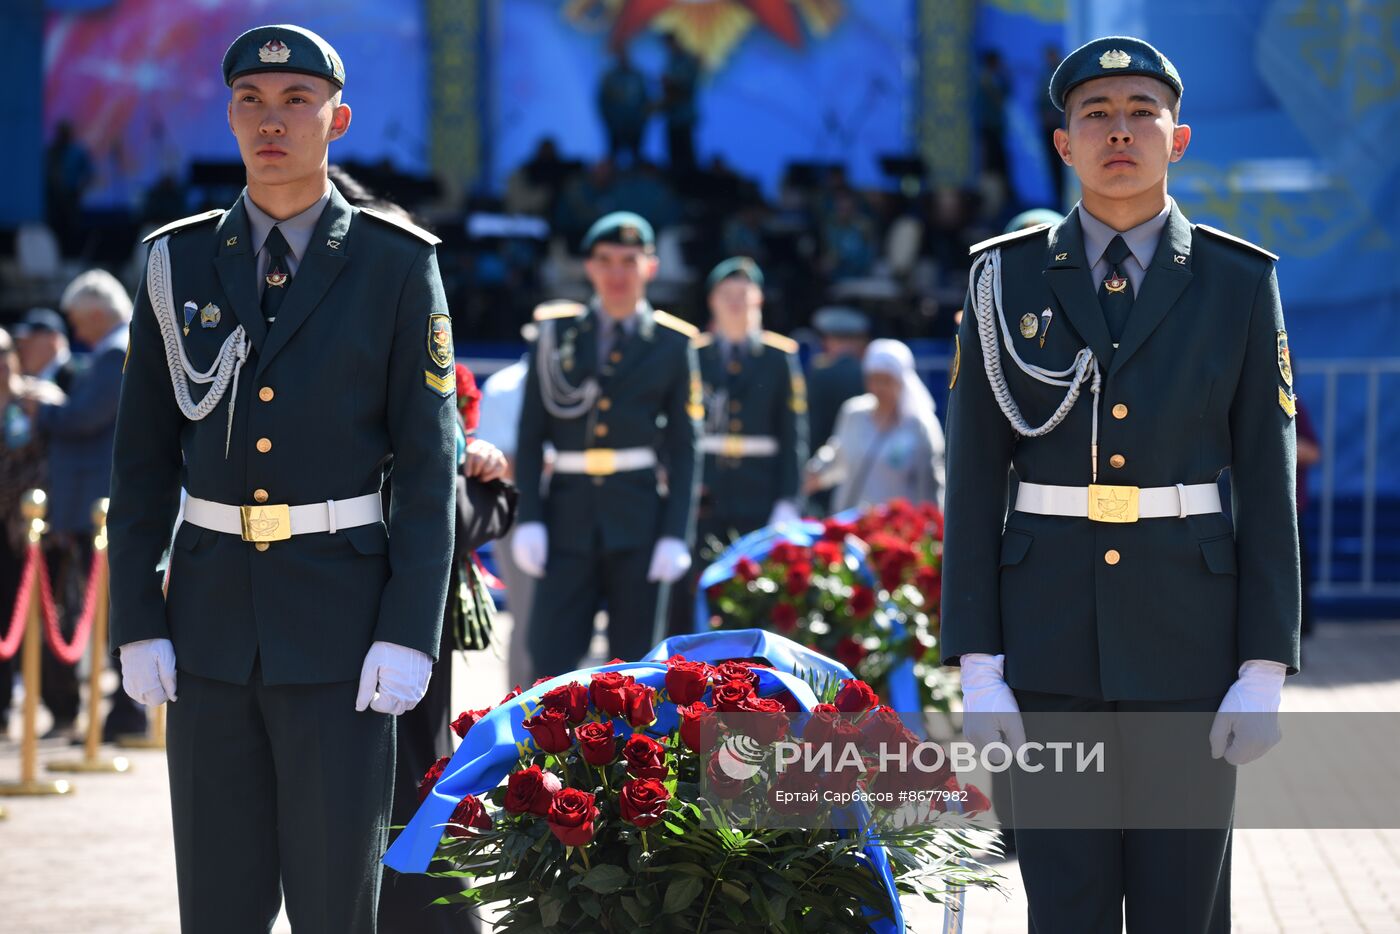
[102,712,148,744]
[42,719,77,742]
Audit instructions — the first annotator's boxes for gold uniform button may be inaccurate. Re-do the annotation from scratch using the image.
[1112,403,1128,420]
[1104,549,1121,566]
[729,400,742,413]
[727,361,742,375]
[595,424,609,438]
[598,398,612,411]
[253,489,269,504]
[609,351,623,364]
[592,477,604,487]
[256,438,272,453]
[1110,454,1126,469]
[255,542,270,552]
[729,420,742,432]
[259,387,275,403]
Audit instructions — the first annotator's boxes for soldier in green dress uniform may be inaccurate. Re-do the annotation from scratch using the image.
[940,37,1300,933]
[667,256,808,634]
[107,25,456,933]
[511,212,700,676]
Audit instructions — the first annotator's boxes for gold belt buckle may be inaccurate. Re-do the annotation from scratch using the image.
[583,448,617,477]
[722,435,745,458]
[240,504,292,542]
[1086,484,1140,523]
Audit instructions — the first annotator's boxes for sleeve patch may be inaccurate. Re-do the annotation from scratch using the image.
[428,314,454,369]
[425,369,455,397]
[1278,386,1297,419]
[1277,330,1293,389]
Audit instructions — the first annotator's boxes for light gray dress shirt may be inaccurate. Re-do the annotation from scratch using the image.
[243,186,332,296]
[1077,199,1171,299]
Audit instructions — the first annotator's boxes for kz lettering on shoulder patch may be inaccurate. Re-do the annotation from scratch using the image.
[424,369,455,398]
[428,314,454,369]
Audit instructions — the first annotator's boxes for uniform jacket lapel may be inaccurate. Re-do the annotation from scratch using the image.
[604,303,654,384]
[1107,203,1194,378]
[211,201,267,355]
[253,186,352,380]
[1043,211,1116,368]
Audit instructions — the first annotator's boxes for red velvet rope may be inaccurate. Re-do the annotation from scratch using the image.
[38,545,103,667]
[0,543,38,662]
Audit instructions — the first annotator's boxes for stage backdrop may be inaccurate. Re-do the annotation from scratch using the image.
[43,0,431,207]
[486,0,916,194]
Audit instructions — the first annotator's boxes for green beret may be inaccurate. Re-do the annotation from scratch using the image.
[1049,36,1181,112]
[581,211,655,253]
[223,24,346,89]
[706,256,764,292]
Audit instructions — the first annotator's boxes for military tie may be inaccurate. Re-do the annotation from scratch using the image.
[1098,234,1134,343]
[261,226,293,326]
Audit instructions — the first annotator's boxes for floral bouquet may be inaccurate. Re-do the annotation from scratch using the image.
[702,499,954,712]
[391,631,998,932]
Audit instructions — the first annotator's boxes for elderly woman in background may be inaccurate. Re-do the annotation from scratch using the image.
[804,338,945,512]
[0,327,64,736]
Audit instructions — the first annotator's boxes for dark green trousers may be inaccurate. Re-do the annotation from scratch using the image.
[1010,689,1234,934]
[167,664,395,934]
[527,528,665,678]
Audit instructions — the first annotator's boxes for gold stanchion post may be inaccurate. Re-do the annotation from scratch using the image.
[50,499,129,775]
[0,490,73,797]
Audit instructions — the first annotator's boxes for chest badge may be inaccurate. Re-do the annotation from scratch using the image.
[1019,313,1039,340]
[199,303,221,328]
[1104,273,1129,294]
[182,301,198,337]
[265,270,289,288]
[1039,308,1053,348]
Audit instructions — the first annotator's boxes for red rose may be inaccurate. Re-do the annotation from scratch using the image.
[705,750,750,799]
[620,682,658,728]
[678,702,719,753]
[833,679,879,713]
[878,557,905,593]
[908,637,928,661]
[736,694,789,745]
[532,675,554,687]
[446,793,492,838]
[802,703,843,745]
[768,541,803,565]
[540,682,590,725]
[712,680,755,712]
[589,672,635,718]
[504,764,562,816]
[771,689,802,713]
[771,602,799,633]
[622,734,669,781]
[454,363,482,433]
[418,755,451,803]
[713,661,758,686]
[575,721,619,766]
[812,540,843,566]
[859,706,911,752]
[914,565,940,602]
[822,721,867,795]
[498,685,523,706]
[785,562,812,596]
[849,586,876,618]
[769,764,822,815]
[834,637,869,671]
[664,657,712,706]
[822,519,856,542]
[963,782,991,816]
[618,778,672,828]
[522,708,573,754]
[450,707,490,740]
[735,556,761,582]
[706,582,726,602]
[546,788,598,847]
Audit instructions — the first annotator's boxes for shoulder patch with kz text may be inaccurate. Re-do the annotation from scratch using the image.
[428,314,454,369]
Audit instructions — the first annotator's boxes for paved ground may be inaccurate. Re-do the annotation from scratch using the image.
[3,618,1399,933]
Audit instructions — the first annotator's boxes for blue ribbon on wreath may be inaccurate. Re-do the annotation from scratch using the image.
[384,629,905,933]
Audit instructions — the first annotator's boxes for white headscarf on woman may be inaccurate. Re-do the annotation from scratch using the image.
[861,338,939,438]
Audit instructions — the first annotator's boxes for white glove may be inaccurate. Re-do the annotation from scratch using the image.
[1209,659,1286,766]
[119,638,178,707]
[647,536,692,583]
[355,641,433,716]
[768,500,801,527]
[511,522,548,578]
[959,653,1026,767]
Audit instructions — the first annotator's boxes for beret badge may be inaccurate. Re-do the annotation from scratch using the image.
[258,38,291,64]
[1099,49,1132,69]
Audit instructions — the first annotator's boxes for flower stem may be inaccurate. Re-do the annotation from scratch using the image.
[580,846,592,871]
[641,828,650,853]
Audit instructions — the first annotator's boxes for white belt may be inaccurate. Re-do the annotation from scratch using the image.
[699,435,780,457]
[182,492,383,543]
[1015,481,1221,523]
[552,447,657,477]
